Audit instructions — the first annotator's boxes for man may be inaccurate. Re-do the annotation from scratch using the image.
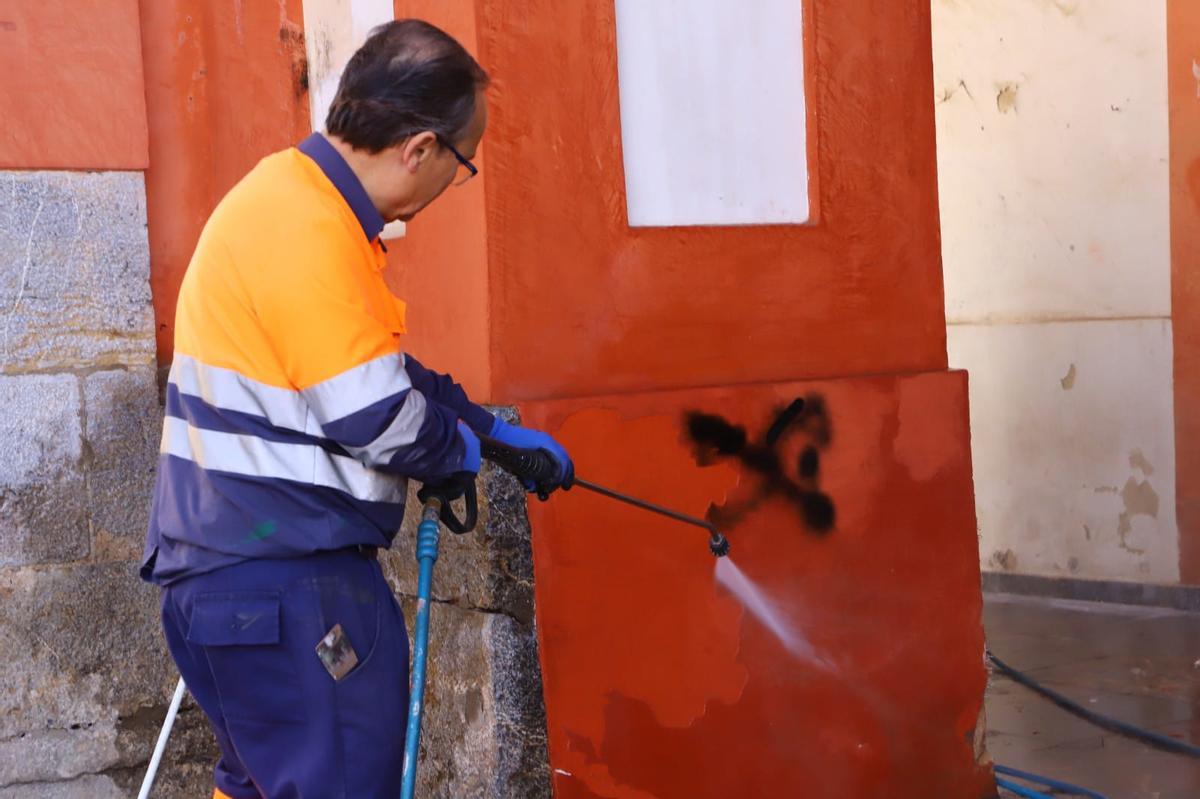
[141,20,572,798]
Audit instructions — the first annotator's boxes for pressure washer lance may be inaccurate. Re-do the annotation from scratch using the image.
[477,434,731,558]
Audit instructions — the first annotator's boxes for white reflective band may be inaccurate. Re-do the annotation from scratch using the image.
[161,416,408,505]
[302,353,412,425]
[170,355,321,436]
[344,389,427,466]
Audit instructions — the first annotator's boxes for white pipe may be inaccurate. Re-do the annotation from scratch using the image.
[137,677,187,799]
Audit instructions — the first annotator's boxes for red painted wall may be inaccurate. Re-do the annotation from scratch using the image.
[474,0,947,402]
[467,2,991,794]
[520,371,991,798]
[386,0,492,400]
[1170,1,1200,584]
[140,0,310,363]
[0,0,148,170]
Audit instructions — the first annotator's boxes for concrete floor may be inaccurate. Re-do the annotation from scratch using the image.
[984,593,1200,799]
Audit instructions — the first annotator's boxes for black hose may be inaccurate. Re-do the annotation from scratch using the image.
[987,650,1200,759]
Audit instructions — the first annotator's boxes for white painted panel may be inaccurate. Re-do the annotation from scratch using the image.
[302,0,394,134]
[613,0,809,227]
[949,320,1178,583]
[933,1,1170,323]
[301,0,403,238]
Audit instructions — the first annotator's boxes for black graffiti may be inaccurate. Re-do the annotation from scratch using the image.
[684,395,836,534]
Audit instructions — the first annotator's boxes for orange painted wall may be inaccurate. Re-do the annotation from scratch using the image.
[475,0,948,402]
[140,0,310,363]
[0,0,148,169]
[386,0,491,400]
[1170,0,1200,584]
[520,371,992,798]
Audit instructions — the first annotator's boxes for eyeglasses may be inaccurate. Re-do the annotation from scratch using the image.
[437,136,478,186]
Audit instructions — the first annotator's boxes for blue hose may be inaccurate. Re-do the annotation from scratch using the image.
[996,777,1055,799]
[994,765,1109,799]
[401,502,442,799]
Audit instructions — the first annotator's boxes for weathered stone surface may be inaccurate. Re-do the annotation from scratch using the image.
[0,374,86,566]
[383,406,551,799]
[0,773,127,799]
[111,702,220,799]
[0,562,214,797]
[0,725,121,788]
[488,608,552,796]
[398,600,551,799]
[84,367,160,561]
[0,563,164,737]
[0,170,213,798]
[383,408,536,622]
[0,171,154,374]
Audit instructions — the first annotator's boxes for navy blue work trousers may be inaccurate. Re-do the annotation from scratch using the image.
[160,548,410,798]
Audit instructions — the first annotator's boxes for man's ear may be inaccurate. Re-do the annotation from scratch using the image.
[399,131,438,173]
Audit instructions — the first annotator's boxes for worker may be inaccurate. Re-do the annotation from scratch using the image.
[139,20,572,798]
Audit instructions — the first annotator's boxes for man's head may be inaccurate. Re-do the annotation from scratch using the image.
[326,20,489,223]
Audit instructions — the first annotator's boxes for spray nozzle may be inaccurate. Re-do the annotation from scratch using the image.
[709,532,730,558]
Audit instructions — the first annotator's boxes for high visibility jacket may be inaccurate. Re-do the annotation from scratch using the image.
[141,133,493,585]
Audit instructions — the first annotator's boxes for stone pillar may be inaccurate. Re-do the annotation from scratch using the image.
[381,410,551,799]
[0,171,218,797]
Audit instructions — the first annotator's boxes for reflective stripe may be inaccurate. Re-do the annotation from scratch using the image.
[344,389,428,465]
[170,354,320,436]
[301,353,412,424]
[161,416,407,505]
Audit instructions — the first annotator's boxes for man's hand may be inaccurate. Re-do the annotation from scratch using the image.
[488,418,574,494]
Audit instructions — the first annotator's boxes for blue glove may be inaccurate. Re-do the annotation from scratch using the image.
[458,422,481,473]
[489,417,574,491]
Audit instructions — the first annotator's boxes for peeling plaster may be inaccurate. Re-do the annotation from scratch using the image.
[1129,448,1155,477]
[996,83,1020,114]
[990,549,1018,571]
[1059,363,1077,390]
[1117,476,1159,555]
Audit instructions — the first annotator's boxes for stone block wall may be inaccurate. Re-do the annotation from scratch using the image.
[0,170,219,797]
[0,170,549,797]
[383,422,552,798]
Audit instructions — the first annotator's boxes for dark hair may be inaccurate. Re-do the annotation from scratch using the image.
[325,19,489,153]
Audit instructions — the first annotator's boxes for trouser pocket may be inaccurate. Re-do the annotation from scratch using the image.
[186,591,305,724]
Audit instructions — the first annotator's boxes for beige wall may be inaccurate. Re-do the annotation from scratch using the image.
[933,0,1177,582]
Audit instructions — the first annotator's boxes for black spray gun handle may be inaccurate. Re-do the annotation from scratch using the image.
[477,434,569,501]
[416,472,478,534]
[415,434,560,535]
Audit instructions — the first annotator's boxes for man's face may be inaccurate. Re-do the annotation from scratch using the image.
[384,90,488,222]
